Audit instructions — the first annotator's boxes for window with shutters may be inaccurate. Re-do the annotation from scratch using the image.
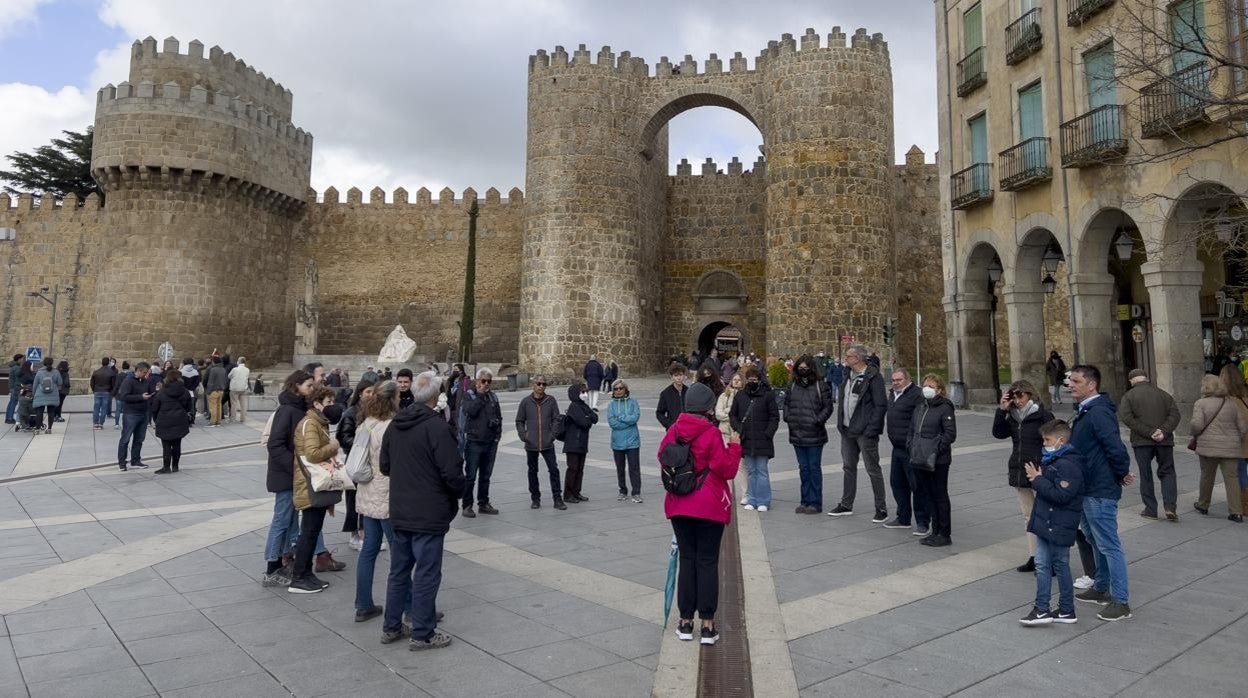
[958,4,988,95]
[1231,0,1248,92]
[1170,0,1207,72]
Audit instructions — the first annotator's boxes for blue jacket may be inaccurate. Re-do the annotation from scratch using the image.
[1070,393,1130,500]
[607,396,641,451]
[583,360,605,391]
[1027,444,1085,546]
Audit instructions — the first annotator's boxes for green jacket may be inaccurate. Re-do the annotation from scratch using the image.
[1118,382,1180,447]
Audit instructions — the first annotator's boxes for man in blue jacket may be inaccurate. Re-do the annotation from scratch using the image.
[1067,365,1135,622]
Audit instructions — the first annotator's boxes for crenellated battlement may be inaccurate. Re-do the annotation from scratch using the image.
[527,26,889,79]
[129,36,293,120]
[314,185,524,206]
[0,192,104,217]
[670,156,766,182]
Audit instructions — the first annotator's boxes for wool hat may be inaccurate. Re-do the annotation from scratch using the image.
[684,382,716,414]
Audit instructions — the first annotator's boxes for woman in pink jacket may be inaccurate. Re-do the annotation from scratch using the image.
[661,382,742,646]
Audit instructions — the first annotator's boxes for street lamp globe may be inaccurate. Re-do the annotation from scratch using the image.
[1113,229,1134,261]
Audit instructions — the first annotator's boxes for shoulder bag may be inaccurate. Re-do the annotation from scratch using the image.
[1188,398,1227,451]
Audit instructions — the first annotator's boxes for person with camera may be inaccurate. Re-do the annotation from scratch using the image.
[459,368,502,518]
[992,380,1053,572]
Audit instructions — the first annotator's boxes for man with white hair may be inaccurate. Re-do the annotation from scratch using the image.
[1117,368,1180,520]
[829,345,889,521]
[380,371,464,650]
[459,368,502,517]
[228,357,251,424]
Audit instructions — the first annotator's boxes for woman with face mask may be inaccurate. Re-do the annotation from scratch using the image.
[729,364,780,512]
[908,374,958,547]
[561,381,599,503]
[697,367,725,398]
[784,355,836,514]
[991,380,1053,573]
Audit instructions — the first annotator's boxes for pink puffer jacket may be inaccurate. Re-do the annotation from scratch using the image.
[662,413,742,525]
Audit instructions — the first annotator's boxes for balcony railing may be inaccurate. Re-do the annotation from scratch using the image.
[951,163,994,209]
[1068,0,1114,26]
[999,137,1052,191]
[1005,9,1043,65]
[957,47,987,97]
[1141,61,1212,138]
[1060,104,1128,167]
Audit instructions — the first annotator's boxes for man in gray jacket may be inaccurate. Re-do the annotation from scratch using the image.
[515,375,564,510]
[205,358,229,426]
[1118,369,1181,520]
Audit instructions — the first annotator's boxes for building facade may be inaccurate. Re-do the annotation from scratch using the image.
[936,0,1248,413]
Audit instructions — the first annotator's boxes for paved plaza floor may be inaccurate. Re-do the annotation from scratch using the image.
[0,378,1245,696]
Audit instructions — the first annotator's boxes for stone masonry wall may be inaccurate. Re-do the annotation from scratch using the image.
[892,151,946,370]
[305,187,525,363]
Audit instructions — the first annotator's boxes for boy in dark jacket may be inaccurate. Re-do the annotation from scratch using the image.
[656,364,689,429]
[1019,419,1084,626]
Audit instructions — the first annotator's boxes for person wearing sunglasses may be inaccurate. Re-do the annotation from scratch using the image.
[516,375,565,509]
[459,369,502,517]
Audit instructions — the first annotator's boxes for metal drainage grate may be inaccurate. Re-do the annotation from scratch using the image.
[697,488,752,697]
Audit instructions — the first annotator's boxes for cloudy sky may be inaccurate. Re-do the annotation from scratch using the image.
[0,0,937,196]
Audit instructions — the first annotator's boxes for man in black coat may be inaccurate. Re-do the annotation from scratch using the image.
[261,372,324,587]
[459,368,502,517]
[882,369,928,532]
[829,345,889,520]
[380,370,463,651]
[116,362,159,470]
[655,364,689,429]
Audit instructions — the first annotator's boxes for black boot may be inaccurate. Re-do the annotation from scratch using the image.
[553,497,567,511]
[1017,556,1036,573]
[154,467,173,474]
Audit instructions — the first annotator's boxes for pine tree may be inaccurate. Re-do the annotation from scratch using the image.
[458,199,478,363]
[0,127,101,202]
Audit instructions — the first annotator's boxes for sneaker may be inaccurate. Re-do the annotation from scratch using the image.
[287,577,322,594]
[380,539,387,551]
[409,630,453,651]
[827,505,853,517]
[113,424,120,430]
[1017,557,1036,573]
[154,467,173,475]
[1194,503,1210,516]
[381,627,407,644]
[1097,601,1132,621]
[308,574,330,589]
[881,518,910,529]
[618,492,628,502]
[1053,611,1078,624]
[757,505,769,512]
[1229,514,1244,523]
[871,510,889,523]
[577,495,589,502]
[261,569,291,587]
[130,461,150,469]
[1076,588,1111,606]
[355,605,383,622]
[700,625,720,645]
[118,462,128,472]
[739,496,749,506]
[632,495,643,504]
[462,506,476,519]
[920,534,951,547]
[531,501,540,509]
[349,535,363,551]
[912,526,929,537]
[676,620,694,641]
[1073,576,1094,590]
[1018,607,1053,626]
[315,552,347,573]
[1165,510,1178,522]
[743,504,756,511]
[477,503,499,515]
[1140,509,1158,519]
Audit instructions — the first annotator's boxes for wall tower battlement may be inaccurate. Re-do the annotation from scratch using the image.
[128,36,293,120]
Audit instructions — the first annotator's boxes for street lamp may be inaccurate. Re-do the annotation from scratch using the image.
[1041,273,1057,294]
[986,256,1003,284]
[26,284,74,357]
[1042,245,1062,274]
[1113,228,1134,261]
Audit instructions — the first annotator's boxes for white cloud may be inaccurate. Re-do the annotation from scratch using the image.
[0,0,50,43]
[0,83,94,181]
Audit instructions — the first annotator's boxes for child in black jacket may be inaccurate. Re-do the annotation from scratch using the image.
[1019,419,1085,626]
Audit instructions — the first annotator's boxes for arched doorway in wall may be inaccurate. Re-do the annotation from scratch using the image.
[960,240,1005,403]
[1011,228,1067,403]
[1080,208,1150,396]
[691,269,751,358]
[697,322,744,357]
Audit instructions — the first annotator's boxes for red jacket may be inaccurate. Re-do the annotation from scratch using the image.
[661,413,742,525]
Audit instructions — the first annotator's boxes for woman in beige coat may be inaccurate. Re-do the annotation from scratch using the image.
[716,374,746,503]
[1191,374,1247,522]
[353,380,401,621]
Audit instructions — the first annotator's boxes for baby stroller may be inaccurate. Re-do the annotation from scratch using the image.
[15,387,37,432]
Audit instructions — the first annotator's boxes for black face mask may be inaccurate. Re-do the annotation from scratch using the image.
[798,367,813,377]
[747,381,761,393]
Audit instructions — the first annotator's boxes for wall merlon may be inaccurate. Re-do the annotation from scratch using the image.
[779,33,796,55]
[802,28,820,51]
[346,187,363,205]
[701,157,717,176]
[729,52,747,73]
[439,187,454,204]
[728,156,743,175]
[656,56,672,76]
[704,53,722,74]
[188,39,204,59]
[680,55,697,75]
[485,187,501,204]
[829,27,847,48]
[507,187,523,203]
[163,36,179,54]
[370,186,385,205]
[417,187,431,204]
[137,80,154,98]
[98,84,115,102]
[552,46,568,67]
[597,46,613,67]
[676,158,692,176]
[162,81,180,99]
[323,186,339,204]
[463,187,477,203]
[573,44,591,64]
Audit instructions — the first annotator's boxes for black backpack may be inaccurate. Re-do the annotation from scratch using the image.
[660,437,706,495]
[552,414,567,442]
[40,374,54,394]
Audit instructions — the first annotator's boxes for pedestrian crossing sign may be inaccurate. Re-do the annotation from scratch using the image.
[25,347,42,362]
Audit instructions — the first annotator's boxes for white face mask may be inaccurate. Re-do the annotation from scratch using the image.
[1043,445,1060,454]
[579,392,589,402]
[921,386,937,400]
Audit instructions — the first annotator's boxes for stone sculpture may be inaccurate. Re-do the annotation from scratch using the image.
[378,325,417,363]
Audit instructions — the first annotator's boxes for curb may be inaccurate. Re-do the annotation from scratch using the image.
[0,441,257,485]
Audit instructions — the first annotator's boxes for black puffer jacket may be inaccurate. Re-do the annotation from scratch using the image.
[337,404,361,456]
[460,387,502,443]
[266,390,307,493]
[656,383,687,429]
[992,403,1053,488]
[151,381,193,440]
[729,382,780,458]
[562,386,598,455]
[381,404,465,535]
[908,395,957,467]
[784,378,834,446]
[885,384,924,448]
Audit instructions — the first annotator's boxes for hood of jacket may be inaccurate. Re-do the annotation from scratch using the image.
[180,364,198,379]
[568,385,584,403]
[670,412,718,442]
[393,403,440,431]
[161,381,188,399]
[279,390,306,410]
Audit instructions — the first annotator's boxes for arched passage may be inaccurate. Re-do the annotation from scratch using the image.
[957,240,1005,403]
[697,321,744,358]
[1006,228,1065,403]
[638,88,763,160]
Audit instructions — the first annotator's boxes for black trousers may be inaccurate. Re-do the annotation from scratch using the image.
[914,461,952,537]
[292,506,327,580]
[160,438,182,469]
[526,448,562,501]
[564,453,586,499]
[342,489,360,533]
[1133,445,1177,514]
[671,516,725,621]
[614,448,641,496]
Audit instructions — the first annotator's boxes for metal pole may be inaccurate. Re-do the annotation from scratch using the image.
[916,313,922,380]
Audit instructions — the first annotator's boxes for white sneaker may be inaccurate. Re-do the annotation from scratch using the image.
[740,496,749,505]
[380,539,387,551]
[743,504,756,511]
[1073,576,1094,590]
[349,536,363,551]
[757,505,768,512]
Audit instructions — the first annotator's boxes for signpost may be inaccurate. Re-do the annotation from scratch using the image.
[915,313,923,380]
[25,347,43,364]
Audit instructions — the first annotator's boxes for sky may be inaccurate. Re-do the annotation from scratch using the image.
[0,0,938,196]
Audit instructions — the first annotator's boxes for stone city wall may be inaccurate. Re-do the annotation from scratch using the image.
[892,152,947,371]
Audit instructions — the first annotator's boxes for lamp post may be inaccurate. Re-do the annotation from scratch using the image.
[1113,228,1134,261]
[26,284,74,358]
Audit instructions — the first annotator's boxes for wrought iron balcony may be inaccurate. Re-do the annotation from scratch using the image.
[1141,62,1212,138]
[1068,0,1114,26]
[951,163,994,210]
[1005,9,1043,65]
[999,137,1052,191]
[1060,105,1128,167]
[957,47,987,97]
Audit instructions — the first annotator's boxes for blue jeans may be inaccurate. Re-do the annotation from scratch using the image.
[92,391,111,426]
[4,391,16,422]
[889,447,928,527]
[113,397,122,425]
[1081,496,1129,604]
[263,490,326,563]
[356,516,415,614]
[744,455,771,507]
[463,440,498,507]
[1034,537,1074,613]
[384,529,445,642]
[793,445,824,510]
[117,412,148,465]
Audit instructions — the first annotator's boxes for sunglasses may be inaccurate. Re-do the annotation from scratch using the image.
[478,379,491,384]
[534,382,546,386]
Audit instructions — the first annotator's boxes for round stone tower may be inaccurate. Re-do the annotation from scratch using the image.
[759,28,895,353]
[90,37,312,365]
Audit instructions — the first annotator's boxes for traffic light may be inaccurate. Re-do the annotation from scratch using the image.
[883,317,896,346]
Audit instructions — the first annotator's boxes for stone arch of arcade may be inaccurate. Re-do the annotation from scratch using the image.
[955,235,1006,404]
[1007,219,1066,402]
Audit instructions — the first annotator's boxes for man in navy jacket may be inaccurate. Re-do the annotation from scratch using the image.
[1068,365,1135,622]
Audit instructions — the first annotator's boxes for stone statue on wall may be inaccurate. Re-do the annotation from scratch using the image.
[295,260,319,355]
[379,325,417,363]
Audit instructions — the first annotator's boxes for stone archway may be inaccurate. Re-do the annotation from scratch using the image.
[696,321,745,357]
[1007,228,1065,402]
[956,240,1005,403]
